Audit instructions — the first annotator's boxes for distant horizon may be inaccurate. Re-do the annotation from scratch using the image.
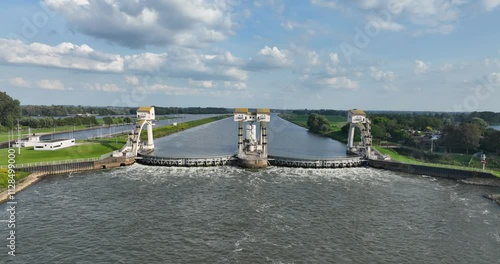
[14,101,500,114]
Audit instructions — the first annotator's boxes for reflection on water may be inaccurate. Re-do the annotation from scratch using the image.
[153,114,347,158]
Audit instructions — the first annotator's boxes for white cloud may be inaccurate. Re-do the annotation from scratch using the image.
[370,67,397,81]
[224,81,247,90]
[0,39,124,72]
[488,72,500,84]
[312,0,469,35]
[366,15,405,32]
[43,0,237,48]
[125,76,140,86]
[307,51,320,65]
[245,46,290,70]
[37,79,66,90]
[316,76,359,89]
[0,39,247,85]
[85,83,124,93]
[414,60,430,74]
[483,0,500,11]
[329,53,340,65]
[9,77,31,88]
[383,84,399,92]
[484,57,500,67]
[148,83,201,96]
[188,79,215,88]
[310,0,338,8]
[125,53,167,72]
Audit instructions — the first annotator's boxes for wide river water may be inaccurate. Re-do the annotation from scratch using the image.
[1,116,499,263]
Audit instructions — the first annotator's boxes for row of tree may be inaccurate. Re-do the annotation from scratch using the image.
[302,110,499,155]
[19,116,99,128]
[131,107,230,115]
[22,105,128,116]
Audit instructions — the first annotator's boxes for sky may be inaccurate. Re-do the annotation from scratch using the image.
[0,0,500,112]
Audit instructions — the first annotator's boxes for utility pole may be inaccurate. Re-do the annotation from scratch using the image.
[17,120,20,155]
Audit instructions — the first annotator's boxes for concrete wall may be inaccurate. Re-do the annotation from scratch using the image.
[368,159,495,180]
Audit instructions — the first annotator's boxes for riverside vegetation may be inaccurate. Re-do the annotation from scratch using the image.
[280,111,500,177]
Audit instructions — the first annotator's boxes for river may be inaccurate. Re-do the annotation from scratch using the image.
[491,125,500,131]
[40,114,221,141]
[1,116,499,263]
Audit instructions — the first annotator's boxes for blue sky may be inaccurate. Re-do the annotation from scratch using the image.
[1,0,500,111]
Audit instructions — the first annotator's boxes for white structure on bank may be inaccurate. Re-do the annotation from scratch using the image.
[15,134,41,148]
[34,138,76,151]
[129,106,156,156]
[347,109,373,159]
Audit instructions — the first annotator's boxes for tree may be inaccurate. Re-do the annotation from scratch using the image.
[370,124,386,139]
[441,123,482,154]
[0,92,22,129]
[307,113,330,134]
[123,117,132,123]
[480,129,500,154]
[103,117,114,126]
[467,117,489,133]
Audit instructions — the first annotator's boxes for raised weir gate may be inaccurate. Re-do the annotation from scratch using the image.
[137,154,367,169]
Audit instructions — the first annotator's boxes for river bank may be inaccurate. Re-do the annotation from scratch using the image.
[0,116,231,204]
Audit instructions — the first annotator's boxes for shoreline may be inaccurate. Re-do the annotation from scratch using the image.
[0,116,231,204]
[0,172,45,204]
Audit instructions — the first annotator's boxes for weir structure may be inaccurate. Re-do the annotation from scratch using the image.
[127,106,155,156]
[346,109,373,159]
[234,108,271,168]
[133,108,374,168]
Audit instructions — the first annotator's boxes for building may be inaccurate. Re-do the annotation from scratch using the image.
[347,109,367,123]
[137,106,155,120]
[34,139,75,151]
[15,134,41,148]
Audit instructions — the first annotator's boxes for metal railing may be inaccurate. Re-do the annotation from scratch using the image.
[0,157,100,169]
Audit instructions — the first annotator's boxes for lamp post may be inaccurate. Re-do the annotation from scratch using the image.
[17,120,20,155]
[481,154,486,171]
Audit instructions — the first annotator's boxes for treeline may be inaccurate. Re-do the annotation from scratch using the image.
[301,110,499,154]
[131,107,230,115]
[22,105,128,116]
[22,105,232,117]
[19,116,99,128]
[292,109,346,116]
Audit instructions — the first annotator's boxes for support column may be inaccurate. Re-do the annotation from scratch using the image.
[238,121,244,155]
[261,121,267,158]
[147,121,154,148]
[347,125,356,148]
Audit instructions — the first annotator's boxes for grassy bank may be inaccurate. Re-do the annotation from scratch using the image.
[0,168,30,189]
[280,113,348,143]
[0,138,127,166]
[373,146,500,177]
[0,115,230,189]
[281,113,500,177]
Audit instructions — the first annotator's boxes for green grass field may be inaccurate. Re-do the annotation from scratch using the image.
[0,139,126,166]
[281,113,500,177]
[0,168,30,189]
[0,115,231,189]
[373,146,500,177]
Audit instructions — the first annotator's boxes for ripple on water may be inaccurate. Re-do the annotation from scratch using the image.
[1,163,499,263]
